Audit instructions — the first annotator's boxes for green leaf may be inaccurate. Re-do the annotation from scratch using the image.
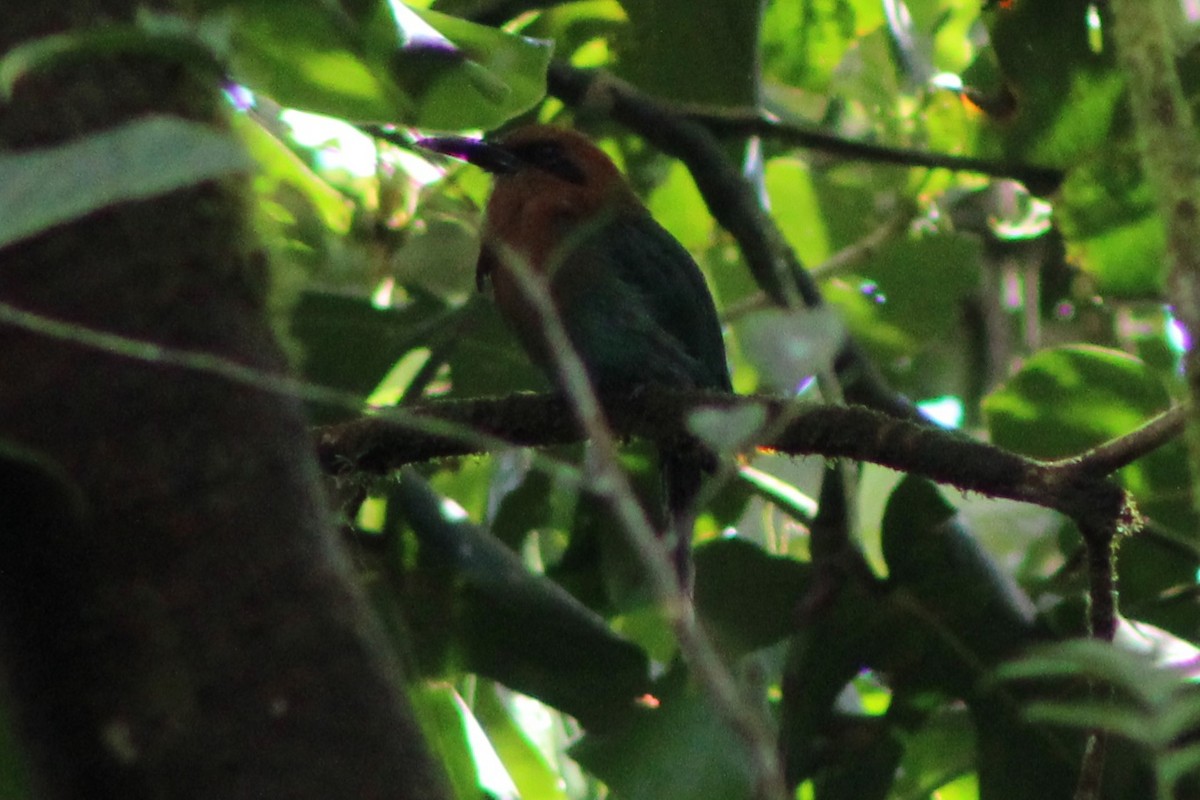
[764,158,834,266]
[411,684,486,800]
[391,470,650,730]
[233,112,353,234]
[761,0,884,93]
[443,299,549,398]
[617,0,761,107]
[984,344,1171,460]
[0,116,250,250]
[571,668,756,800]
[287,289,458,421]
[225,0,551,128]
[1021,700,1154,743]
[982,345,1191,531]
[402,6,553,129]
[891,707,977,799]
[965,0,1125,167]
[859,233,983,345]
[1056,146,1165,298]
[992,639,1178,707]
[473,683,570,800]
[693,538,811,658]
[882,475,1040,689]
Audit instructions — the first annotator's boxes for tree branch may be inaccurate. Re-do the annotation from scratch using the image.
[683,110,1065,195]
[316,390,1142,531]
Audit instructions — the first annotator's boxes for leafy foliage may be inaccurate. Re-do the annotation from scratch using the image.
[4,0,1200,799]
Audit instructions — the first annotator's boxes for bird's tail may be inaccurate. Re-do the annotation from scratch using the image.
[659,443,712,592]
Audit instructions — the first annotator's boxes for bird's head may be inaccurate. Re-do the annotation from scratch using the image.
[420,125,641,242]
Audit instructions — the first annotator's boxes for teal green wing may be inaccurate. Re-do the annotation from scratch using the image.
[553,212,731,392]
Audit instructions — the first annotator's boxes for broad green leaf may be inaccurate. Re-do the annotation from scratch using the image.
[0,116,249,250]
[992,639,1179,705]
[965,0,1125,167]
[764,158,833,266]
[822,278,916,366]
[287,289,461,421]
[761,0,885,93]
[984,344,1170,460]
[411,684,487,800]
[693,538,811,658]
[394,213,480,298]
[233,112,353,234]
[646,161,711,253]
[882,475,1040,692]
[443,299,549,398]
[982,345,1193,532]
[224,0,551,128]
[403,6,553,128]
[473,683,571,800]
[391,470,650,730]
[891,707,977,800]
[1056,146,1165,298]
[857,233,982,344]
[571,668,756,800]
[618,0,761,107]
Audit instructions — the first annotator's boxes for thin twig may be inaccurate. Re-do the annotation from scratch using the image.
[1069,405,1186,477]
[722,204,918,321]
[683,109,1065,193]
[809,203,918,280]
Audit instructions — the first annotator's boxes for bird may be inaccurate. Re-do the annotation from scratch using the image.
[420,124,732,587]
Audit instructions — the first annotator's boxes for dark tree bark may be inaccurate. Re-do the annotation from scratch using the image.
[0,3,448,798]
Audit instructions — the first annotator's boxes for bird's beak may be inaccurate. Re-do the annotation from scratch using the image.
[417,135,521,175]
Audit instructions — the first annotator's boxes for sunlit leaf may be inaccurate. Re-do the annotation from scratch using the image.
[965,0,1125,167]
[984,345,1170,460]
[222,0,551,128]
[233,112,354,234]
[472,684,570,800]
[1057,146,1165,298]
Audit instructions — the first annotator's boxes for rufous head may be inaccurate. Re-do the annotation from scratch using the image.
[420,125,641,244]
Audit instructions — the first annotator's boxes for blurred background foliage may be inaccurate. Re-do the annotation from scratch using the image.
[6,0,1200,798]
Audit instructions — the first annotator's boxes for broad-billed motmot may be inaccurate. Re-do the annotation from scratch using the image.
[421,125,731,585]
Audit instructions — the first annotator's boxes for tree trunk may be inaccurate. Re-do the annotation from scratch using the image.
[0,4,448,799]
